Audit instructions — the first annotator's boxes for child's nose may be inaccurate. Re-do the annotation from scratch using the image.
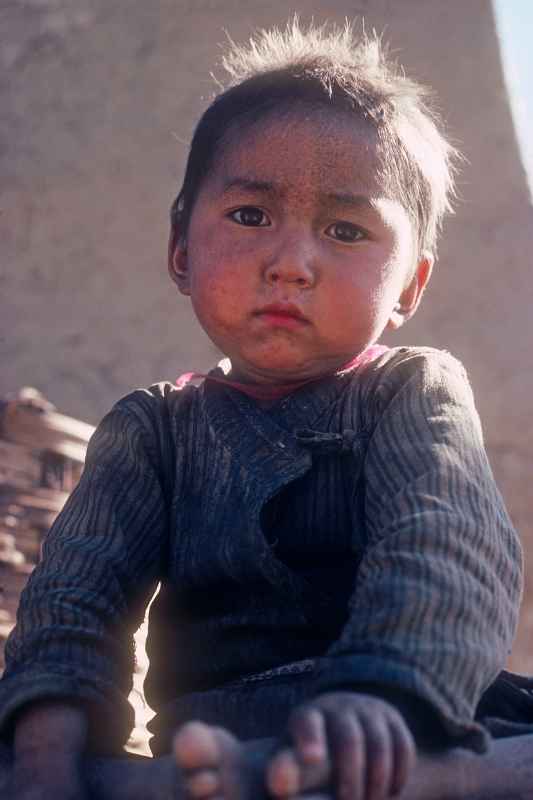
[263,234,318,288]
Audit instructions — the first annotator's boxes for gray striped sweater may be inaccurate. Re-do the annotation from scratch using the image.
[0,347,522,754]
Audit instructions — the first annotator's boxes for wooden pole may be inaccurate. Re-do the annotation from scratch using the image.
[2,734,533,800]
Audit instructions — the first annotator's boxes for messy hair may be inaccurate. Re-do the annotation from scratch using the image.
[172,19,459,256]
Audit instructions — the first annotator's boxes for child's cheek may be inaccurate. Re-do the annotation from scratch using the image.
[191,261,247,326]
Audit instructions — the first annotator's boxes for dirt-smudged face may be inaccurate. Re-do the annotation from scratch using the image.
[170,110,432,384]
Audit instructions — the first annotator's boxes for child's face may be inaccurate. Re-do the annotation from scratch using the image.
[170,110,432,383]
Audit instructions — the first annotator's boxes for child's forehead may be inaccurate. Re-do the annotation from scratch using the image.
[214,108,389,200]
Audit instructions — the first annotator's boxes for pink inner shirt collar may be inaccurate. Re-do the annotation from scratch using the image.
[175,344,389,402]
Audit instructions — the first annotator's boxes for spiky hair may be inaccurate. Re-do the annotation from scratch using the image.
[174,18,460,255]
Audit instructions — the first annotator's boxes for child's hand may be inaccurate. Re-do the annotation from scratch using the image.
[266,691,416,800]
[8,754,88,800]
[10,701,89,799]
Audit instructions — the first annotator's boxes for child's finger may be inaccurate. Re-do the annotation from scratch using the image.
[327,710,366,800]
[359,713,393,800]
[266,747,302,797]
[185,769,220,798]
[288,705,328,765]
[388,718,416,796]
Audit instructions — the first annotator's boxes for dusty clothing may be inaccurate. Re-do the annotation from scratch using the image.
[0,347,523,754]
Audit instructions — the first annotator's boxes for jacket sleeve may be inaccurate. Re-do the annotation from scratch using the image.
[313,349,523,752]
[0,389,172,752]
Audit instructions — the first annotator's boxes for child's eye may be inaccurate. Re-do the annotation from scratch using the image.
[325,221,366,243]
[228,207,270,227]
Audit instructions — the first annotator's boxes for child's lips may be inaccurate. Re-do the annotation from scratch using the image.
[254,303,309,326]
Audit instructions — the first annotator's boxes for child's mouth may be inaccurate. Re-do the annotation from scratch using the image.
[254,303,309,327]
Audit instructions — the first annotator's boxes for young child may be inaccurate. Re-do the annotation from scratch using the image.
[0,19,529,800]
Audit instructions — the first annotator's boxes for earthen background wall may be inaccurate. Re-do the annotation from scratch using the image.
[2,0,532,670]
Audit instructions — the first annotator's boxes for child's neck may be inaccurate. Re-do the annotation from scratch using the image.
[175,345,389,405]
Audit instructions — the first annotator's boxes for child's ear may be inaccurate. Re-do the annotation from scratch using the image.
[168,225,190,296]
[387,252,434,331]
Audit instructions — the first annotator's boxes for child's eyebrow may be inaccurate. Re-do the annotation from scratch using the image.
[222,177,277,196]
[321,191,377,213]
[220,179,379,216]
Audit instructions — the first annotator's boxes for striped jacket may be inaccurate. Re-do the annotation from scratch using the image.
[0,347,522,754]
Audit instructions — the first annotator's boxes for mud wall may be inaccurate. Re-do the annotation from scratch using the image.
[2,0,532,670]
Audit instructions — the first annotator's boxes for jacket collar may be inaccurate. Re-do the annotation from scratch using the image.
[199,364,357,501]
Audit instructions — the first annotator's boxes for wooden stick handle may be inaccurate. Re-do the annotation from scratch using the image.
[3,733,533,800]
[83,733,533,800]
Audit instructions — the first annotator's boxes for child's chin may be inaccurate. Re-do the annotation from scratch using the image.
[251,362,321,384]
[242,352,304,374]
